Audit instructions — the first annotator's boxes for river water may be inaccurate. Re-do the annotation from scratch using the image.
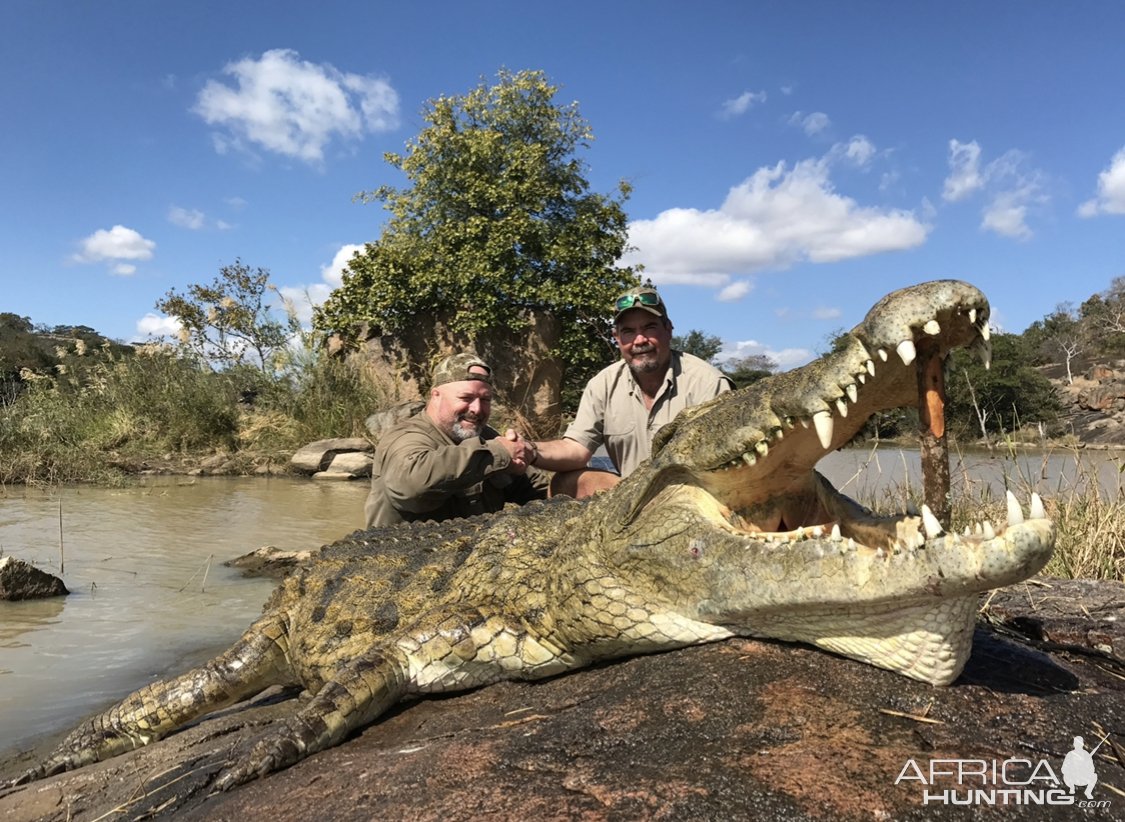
[0,476,369,757]
[1,447,1121,760]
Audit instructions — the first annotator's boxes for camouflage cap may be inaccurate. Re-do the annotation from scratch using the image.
[613,285,668,324]
[431,353,492,388]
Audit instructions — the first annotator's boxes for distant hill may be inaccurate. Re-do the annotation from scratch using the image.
[0,313,131,397]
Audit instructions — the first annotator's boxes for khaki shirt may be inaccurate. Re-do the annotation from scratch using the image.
[564,351,732,477]
[364,412,549,528]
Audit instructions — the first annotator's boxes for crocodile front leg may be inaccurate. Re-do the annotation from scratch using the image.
[214,605,577,790]
[10,612,293,786]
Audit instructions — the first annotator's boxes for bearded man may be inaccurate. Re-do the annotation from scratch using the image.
[530,285,732,499]
[363,353,548,527]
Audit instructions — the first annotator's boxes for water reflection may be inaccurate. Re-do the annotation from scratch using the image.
[0,476,368,756]
[0,598,64,649]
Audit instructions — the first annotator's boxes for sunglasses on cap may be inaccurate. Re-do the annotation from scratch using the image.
[615,291,663,311]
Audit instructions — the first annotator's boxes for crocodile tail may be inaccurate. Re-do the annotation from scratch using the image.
[11,612,294,785]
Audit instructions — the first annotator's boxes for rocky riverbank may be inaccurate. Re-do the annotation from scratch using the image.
[1,578,1121,821]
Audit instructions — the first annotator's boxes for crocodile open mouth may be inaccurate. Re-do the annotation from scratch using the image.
[632,280,1020,555]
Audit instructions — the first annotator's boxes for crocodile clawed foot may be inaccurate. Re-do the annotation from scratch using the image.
[213,727,305,791]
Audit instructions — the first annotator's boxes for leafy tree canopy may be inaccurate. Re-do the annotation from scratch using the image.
[722,353,778,389]
[945,332,1060,437]
[155,260,288,372]
[315,68,636,397]
[671,330,722,363]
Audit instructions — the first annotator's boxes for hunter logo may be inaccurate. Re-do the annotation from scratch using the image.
[895,733,1112,809]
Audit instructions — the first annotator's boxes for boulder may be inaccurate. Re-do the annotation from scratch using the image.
[0,555,68,600]
[225,546,319,579]
[2,578,1122,820]
[289,438,373,474]
[312,450,373,481]
[365,400,425,440]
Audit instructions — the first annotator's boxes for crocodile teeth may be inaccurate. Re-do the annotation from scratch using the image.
[923,319,941,335]
[969,308,978,324]
[857,372,866,385]
[836,398,849,417]
[813,410,834,449]
[877,348,888,362]
[1006,490,1024,525]
[963,525,971,536]
[912,531,926,549]
[983,521,996,540]
[980,322,991,341]
[866,359,876,377]
[896,339,917,366]
[741,451,756,466]
[921,504,944,538]
[846,384,858,403]
[1030,492,1045,519]
[755,440,769,457]
[831,523,841,540]
[974,522,982,535]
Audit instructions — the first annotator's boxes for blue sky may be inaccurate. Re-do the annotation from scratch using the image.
[3,1,1124,369]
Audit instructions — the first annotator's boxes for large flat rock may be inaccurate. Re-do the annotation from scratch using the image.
[2,579,1122,821]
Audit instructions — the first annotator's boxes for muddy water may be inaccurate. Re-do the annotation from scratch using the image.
[2,446,1121,760]
[0,476,368,756]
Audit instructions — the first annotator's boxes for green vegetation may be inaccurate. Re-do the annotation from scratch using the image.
[856,446,1124,582]
[0,303,383,486]
[316,69,636,404]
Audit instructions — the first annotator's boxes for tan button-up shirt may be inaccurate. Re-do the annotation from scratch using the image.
[563,351,732,477]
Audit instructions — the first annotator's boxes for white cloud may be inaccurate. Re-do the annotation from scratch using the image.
[624,157,929,286]
[278,283,333,326]
[136,312,183,338]
[789,111,830,136]
[276,243,364,326]
[168,205,206,230]
[193,48,400,164]
[72,225,156,270]
[319,243,364,287]
[720,339,812,370]
[720,90,767,118]
[943,141,1048,239]
[812,306,842,320]
[717,280,752,302]
[942,139,983,202]
[841,135,876,167]
[1078,147,1125,217]
[112,263,136,276]
[982,184,1043,240]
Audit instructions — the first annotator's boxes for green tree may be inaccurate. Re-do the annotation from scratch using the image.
[155,260,288,372]
[945,333,1061,439]
[671,330,723,363]
[722,353,777,389]
[315,69,636,404]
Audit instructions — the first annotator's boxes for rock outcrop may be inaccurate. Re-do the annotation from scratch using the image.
[0,556,68,601]
[1053,361,1125,446]
[2,578,1121,821]
[289,438,373,479]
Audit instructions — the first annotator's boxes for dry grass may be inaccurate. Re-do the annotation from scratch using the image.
[856,444,1125,582]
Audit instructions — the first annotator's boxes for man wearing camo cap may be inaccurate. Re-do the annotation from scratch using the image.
[364,352,549,527]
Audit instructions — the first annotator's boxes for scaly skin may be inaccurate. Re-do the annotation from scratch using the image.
[9,280,1054,792]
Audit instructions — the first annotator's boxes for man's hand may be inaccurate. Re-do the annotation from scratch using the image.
[498,428,535,474]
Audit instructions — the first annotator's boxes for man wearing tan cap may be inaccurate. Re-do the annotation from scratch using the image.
[364,353,548,527]
[528,284,732,498]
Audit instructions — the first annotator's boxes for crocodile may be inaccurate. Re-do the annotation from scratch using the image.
[8,279,1054,793]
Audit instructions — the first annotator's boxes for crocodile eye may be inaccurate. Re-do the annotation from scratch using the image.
[688,539,704,558]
